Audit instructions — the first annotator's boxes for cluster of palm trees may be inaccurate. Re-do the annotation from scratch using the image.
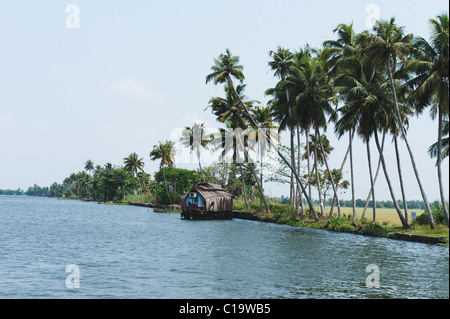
[203,14,448,229]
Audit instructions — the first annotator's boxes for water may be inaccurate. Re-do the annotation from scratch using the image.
[0,195,448,299]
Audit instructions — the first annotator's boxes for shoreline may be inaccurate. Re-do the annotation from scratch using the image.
[121,201,448,246]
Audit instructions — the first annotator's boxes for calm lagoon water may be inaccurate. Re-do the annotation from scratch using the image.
[0,195,448,299]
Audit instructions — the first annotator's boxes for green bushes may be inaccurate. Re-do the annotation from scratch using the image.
[416,207,447,225]
[359,221,390,237]
[324,215,357,232]
[324,215,390,237]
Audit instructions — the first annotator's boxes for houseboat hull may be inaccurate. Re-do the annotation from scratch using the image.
[181,208,233,220]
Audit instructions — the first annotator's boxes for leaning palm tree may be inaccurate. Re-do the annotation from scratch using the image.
[150,141,175,204]
[180,122,212,182]
[207,80,270,213]
[403,13,449,225]
[123,152,145,201]
[360,18,435,229]
[206,49,317,218]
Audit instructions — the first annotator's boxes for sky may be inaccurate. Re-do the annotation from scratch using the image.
[0,0,448,202]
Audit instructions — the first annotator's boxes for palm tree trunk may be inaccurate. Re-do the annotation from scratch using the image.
[329,141,350,218]
[249,162,270,213]
[297,126,305,217]
[237,134,270,214]
[394,134,409,225]
[284,80,295,210]
[136,173,143,201]
[437,108,449,225]
[313,129,325,218]
[349,129,356,220]
[260,146,263,210]
[316,127,341,217]
[306,129,312,204]
[374,130,409,228]
[226,75,317,220]
[290,127,295,209]
[366,139,376,222]
[387,60,435,229]
[239,163,249,210]
[197,149,206,182]
[163,166,171,204]
[362,130,385,219]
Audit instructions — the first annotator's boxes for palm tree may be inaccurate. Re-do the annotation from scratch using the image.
[84,159,94,175]
[268,47,297,206]
[207,80,270,213]
[205,49,274,213]
[323,22,359,77]
[287,50,340,218]
[206,49,317,218]
[333,53,409,227]
[323,22,359,219]
[302,134,333,166]
[180,122,212,182]
[360,17,435,229]
[123,152,145,201]
[207,84,258,210]
[210,124,250,209]
[429,119,449,160]
[403,13,449,225]
[150,141,175,204]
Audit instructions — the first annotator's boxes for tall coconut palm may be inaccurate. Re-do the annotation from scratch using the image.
[287,50,340,218]
[403,13,449,225]
[360,17,435,229]
[206,49,327,219]
[210,89,270,214]
[268,47,297,206]
[123,152,145,201]
[334,54,409,227]
[180,122,212,182]
[323,22,359,77]
[323,22,359,219]
[207,83,259,210]
[150,141,175,204]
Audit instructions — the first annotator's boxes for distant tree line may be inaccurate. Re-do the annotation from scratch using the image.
[275,195,443,210]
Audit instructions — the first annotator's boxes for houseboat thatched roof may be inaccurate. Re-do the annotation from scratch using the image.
[181,182,234,211]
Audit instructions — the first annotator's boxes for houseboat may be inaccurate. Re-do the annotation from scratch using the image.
[181,183,234,220]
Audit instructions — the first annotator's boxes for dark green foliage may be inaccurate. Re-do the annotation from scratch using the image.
[153,167,202,205]
[416,206,447,225]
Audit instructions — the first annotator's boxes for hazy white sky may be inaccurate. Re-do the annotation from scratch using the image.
[0,0,448,201]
